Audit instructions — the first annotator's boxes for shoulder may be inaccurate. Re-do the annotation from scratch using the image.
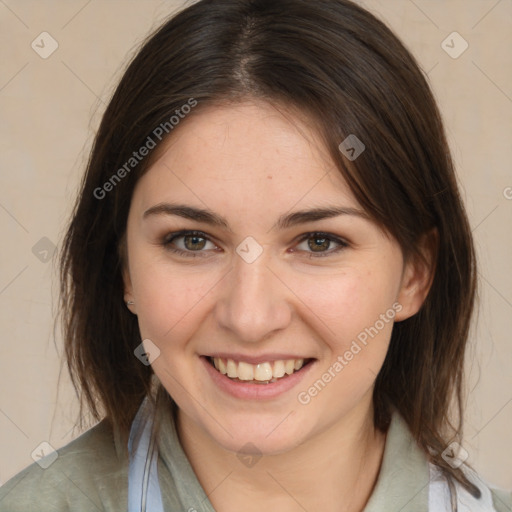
[490,487,512,512]
[0,420,129,512]
[448,464,511,512]
[459,463,511,511]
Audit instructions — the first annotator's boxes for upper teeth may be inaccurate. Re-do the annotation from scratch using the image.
[212,357,305,382]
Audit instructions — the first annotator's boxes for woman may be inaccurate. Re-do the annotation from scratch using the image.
[0,0,510,511]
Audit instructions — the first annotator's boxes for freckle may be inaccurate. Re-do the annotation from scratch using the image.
[267,175,273,180]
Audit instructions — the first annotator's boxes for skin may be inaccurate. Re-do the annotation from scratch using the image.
[123,100,434,511]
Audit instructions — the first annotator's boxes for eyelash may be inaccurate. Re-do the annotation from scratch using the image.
[161,230,348,258]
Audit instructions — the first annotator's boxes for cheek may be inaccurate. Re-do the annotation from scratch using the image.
[129,256,219,343]
[292,268,398,346]
[296,272,398,405]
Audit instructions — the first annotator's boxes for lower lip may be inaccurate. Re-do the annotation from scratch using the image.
[201,356,315,400]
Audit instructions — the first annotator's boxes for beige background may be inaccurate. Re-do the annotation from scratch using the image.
[0,0,511,492]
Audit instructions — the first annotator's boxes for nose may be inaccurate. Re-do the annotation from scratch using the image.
[214,249,292,343]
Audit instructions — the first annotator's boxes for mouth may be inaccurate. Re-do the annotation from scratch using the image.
[207,356,315,385]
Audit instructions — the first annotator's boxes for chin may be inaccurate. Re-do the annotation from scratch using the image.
[201,412,312,456]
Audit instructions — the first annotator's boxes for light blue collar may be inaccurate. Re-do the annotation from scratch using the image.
[127,397,496,512]
[127,396,164,512]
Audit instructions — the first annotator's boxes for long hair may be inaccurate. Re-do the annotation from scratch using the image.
[59,0,478,495]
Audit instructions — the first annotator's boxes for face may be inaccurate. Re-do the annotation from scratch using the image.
[123,100,429,455]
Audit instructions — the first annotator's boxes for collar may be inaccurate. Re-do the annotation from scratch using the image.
[363,410,430,511]
[153,402,430,511]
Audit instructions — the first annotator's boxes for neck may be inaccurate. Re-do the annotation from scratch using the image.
[176,396,388,512]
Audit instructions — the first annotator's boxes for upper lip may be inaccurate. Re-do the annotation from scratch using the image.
[203,353,314,365]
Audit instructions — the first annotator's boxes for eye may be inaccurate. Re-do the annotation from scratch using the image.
[162,230,218,257]
[161,230,348,259]
[294,232,348,257]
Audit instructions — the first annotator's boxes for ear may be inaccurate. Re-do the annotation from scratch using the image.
[394,229,438,322]
[119,236,137,315]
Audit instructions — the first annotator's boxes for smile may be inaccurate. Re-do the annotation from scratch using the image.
[209,356,312,384]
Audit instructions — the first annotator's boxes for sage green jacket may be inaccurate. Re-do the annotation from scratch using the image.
[0,406,510,511]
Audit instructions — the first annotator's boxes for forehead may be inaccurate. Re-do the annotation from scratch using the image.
[132,100,360,216]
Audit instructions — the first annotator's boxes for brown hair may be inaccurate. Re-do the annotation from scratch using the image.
[59,0,478,495]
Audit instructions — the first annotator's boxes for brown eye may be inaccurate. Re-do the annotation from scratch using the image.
[295,232,348,257]
[183,234,207,251]
[162,230,217,257]
[308,236,331,252]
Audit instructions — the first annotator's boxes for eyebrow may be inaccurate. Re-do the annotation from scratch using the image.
[142,202,369,231]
